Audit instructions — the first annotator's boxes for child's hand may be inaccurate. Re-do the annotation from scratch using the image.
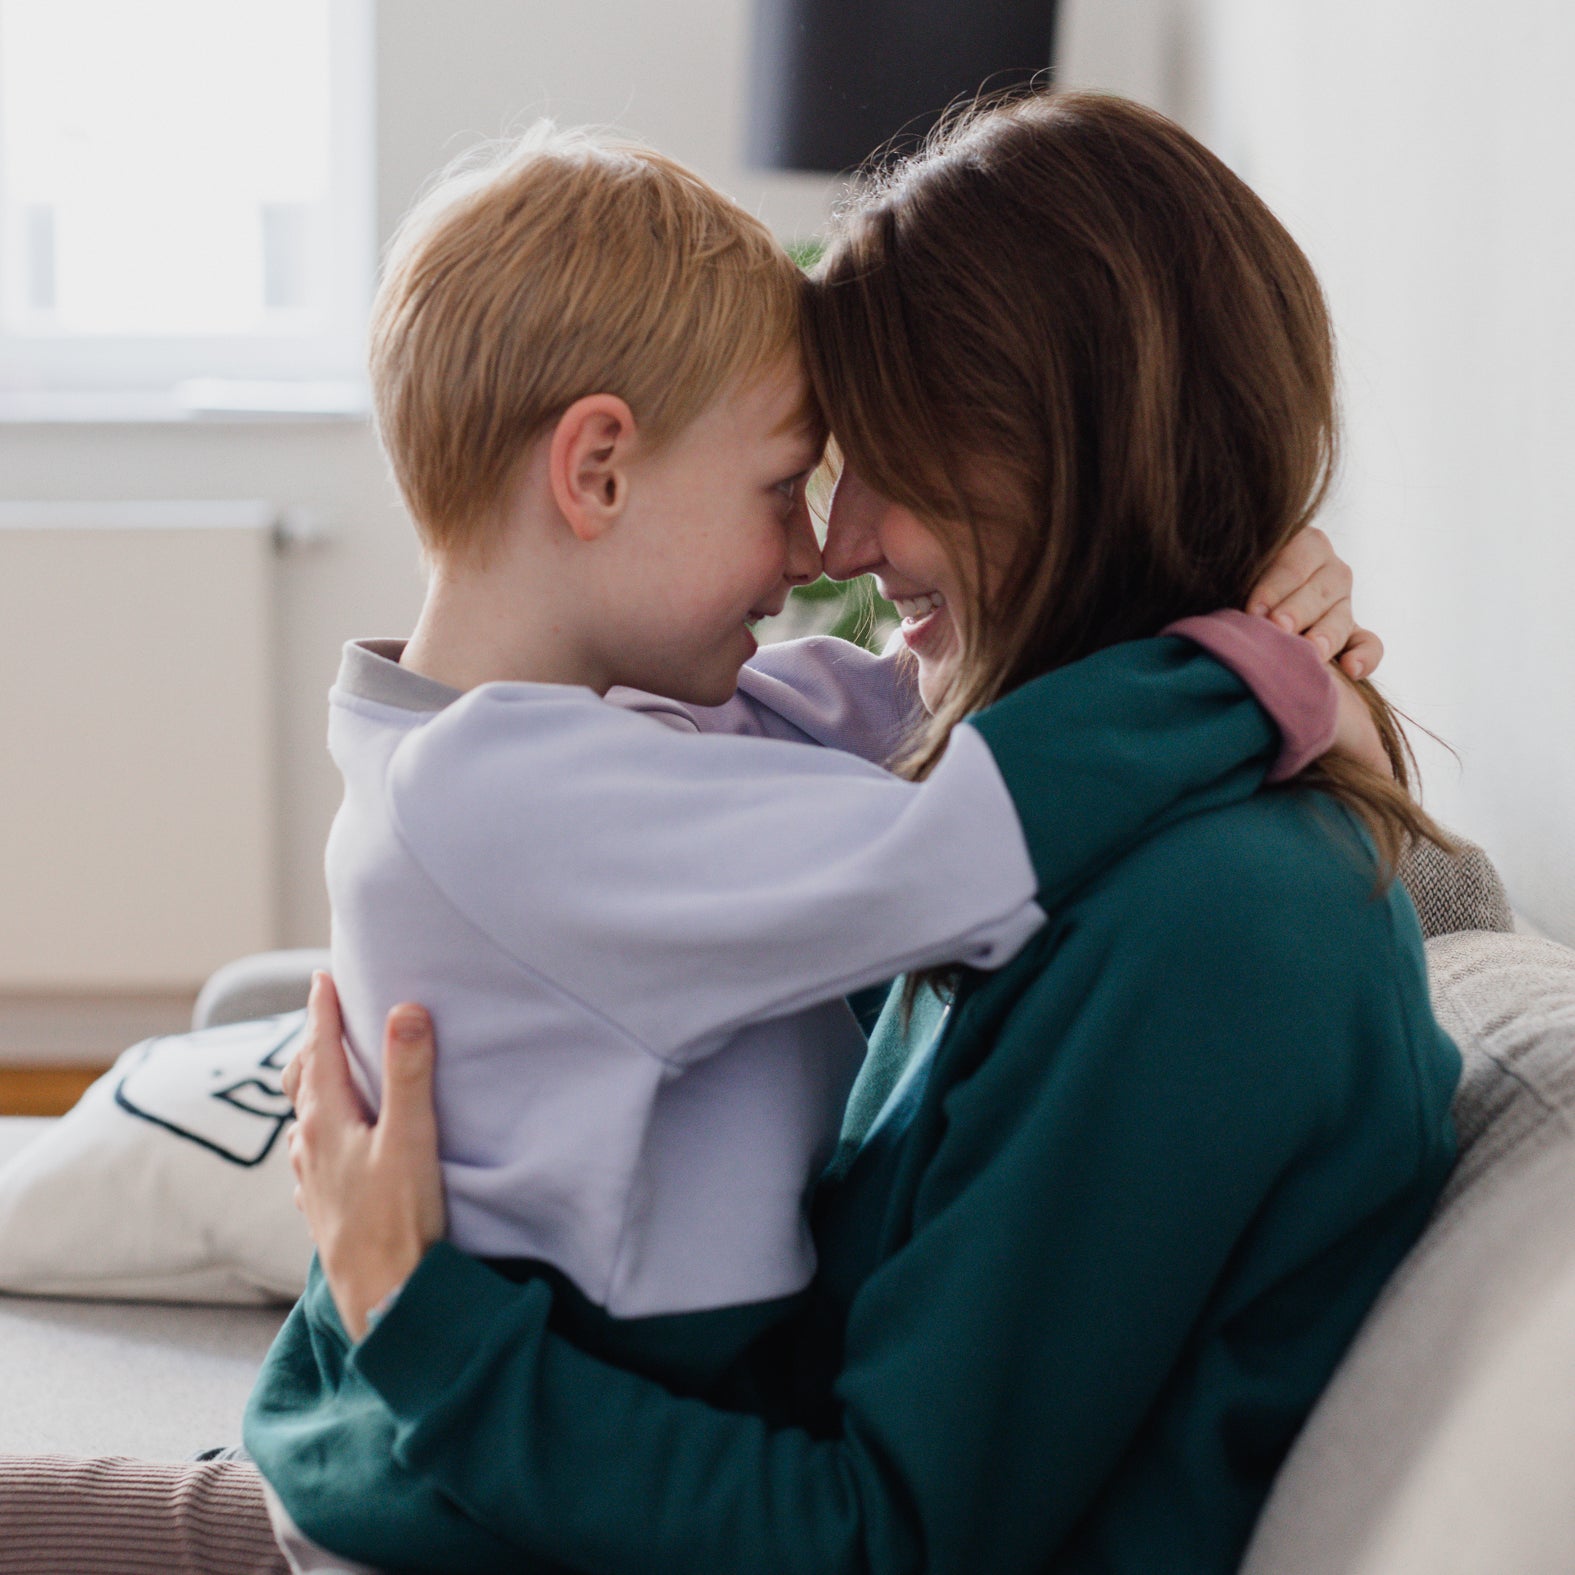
[1329,672,1396,780]
[1247,526,1384,681]
[284,973,447,1341]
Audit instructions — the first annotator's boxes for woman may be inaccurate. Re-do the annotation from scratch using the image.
[0,92,1452,1574]
[259,92,1457,1574]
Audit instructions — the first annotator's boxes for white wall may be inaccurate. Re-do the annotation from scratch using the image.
[1061,0,1575,942]
[15,1,1564,957]
[0,0,837,954]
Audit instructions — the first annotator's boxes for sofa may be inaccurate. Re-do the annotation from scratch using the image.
[0,954,327,1457]
[2,851,1572,1571]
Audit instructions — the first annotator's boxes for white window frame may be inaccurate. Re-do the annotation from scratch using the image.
[0,0,374,405]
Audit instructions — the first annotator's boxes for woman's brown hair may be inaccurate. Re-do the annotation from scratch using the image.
[806,89,1445,878]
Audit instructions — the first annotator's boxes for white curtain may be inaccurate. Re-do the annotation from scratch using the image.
[1061,0,1575,942]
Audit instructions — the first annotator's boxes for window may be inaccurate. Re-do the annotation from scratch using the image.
[0,0,373,410]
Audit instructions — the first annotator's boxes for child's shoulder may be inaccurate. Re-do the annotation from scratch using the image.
[401,679,662,760]
[383,681,673,829]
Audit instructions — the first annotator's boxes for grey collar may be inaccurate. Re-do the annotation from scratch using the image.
[335,639,463,714]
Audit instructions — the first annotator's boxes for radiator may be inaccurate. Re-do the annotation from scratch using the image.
[0,502,278,992]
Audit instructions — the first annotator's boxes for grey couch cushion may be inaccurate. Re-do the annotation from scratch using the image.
[1242,931,1575,1574]
[0,1118,288,1459]
[1398,836,1516,940]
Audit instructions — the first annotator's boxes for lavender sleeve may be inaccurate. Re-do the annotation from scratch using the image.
[639,621,1333,781]
[609,636,919,765]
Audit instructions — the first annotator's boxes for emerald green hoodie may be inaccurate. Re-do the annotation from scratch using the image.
[246,639,1459,1574]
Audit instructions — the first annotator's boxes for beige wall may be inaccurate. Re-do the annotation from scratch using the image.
[0,0,837,954]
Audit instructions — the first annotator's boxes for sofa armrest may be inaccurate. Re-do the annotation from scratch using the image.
[192,949,330,1031]
[1241,931,1575,1574]
[1397,834,1514,939]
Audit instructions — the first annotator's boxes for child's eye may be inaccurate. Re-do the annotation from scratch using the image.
[774,472,806,504]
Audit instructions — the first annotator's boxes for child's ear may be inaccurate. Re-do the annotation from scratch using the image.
[549,394,636,542]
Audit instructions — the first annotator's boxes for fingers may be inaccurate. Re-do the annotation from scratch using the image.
[375,1004,449,1248]
[1338,626,1384,681]
[286,1122,310,1227]
[307,970,341,1038]
[1260,562,1355,649]
[1299,597,1356,664]
[281,1051,302,1108]
[376,1005,440,1159]
[295,972,362,1121]
[1247,527,1338,618]
[1247,527,1387,677]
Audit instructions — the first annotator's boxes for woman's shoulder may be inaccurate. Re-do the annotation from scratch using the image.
[988,787,1455,1116]
[1077,786,1416,964]
[948,790,1459,1195]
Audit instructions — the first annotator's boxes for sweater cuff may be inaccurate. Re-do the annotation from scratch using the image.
[1162,610,1337,782]
[351,1241,548,1422]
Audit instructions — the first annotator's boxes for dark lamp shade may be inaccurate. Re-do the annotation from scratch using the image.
[747,0,1060,174]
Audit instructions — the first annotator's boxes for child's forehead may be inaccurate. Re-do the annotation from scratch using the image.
[715,357,825,451]
[764,358,827,447]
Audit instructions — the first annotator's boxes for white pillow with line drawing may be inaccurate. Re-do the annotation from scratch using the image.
[0,1013,311,1305]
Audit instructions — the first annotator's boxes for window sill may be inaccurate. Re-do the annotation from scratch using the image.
[0,380,369,426]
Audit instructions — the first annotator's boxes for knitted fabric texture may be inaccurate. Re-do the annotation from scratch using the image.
[0,1455,286,1575]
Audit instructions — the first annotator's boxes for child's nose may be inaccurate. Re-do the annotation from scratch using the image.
[783,497,822,585]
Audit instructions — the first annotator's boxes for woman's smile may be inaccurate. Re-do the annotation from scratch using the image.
[890,590,953,658]
[822,468,970,710]
[890,590,945,620]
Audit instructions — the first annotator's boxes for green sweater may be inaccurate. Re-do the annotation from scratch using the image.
[245,641,1460,1575]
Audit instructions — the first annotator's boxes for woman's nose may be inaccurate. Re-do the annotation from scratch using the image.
[821,467,887,581]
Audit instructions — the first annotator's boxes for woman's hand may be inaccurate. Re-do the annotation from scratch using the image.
[1247,526,1383,681]
[282,974,446,1341]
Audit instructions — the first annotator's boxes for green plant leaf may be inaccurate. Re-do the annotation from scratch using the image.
[753,575,897,653]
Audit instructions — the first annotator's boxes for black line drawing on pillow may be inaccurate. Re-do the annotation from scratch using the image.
[114,1014,303,1167]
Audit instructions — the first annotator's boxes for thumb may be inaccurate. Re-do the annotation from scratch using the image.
[297,971,363,1119]
[377,1003,440,1154]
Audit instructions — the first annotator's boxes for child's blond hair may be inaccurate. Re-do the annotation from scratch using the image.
[370,124,811,557]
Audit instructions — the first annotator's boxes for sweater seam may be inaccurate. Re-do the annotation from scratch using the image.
[1383,883,1459,1163]
[372,719,678,1309]
[374,718,684,1074]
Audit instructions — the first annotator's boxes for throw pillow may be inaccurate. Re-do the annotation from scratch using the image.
[0,1013,312,1304]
